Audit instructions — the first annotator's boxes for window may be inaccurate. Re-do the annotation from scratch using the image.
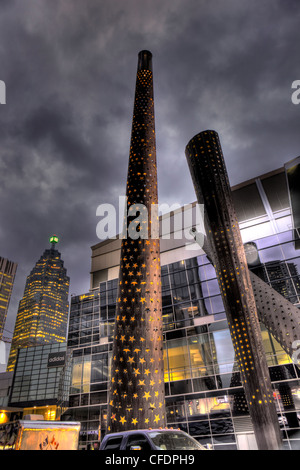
[125,434,152,451]
[166,399,186,423]
[210,330,235,374]
[166,338,191,381]
[148,430,204,450]
[71,356,91,393]
[188,335,214,378]
[91,353,108,383]
[103,436,123,450]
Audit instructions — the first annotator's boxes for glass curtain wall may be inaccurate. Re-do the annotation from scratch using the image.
[65,230,300,450]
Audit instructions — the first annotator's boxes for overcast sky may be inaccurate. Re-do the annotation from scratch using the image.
[1,0,300,340]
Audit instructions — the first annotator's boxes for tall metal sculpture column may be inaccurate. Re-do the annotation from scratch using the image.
[106,51,165,433]
[186,130,282,450]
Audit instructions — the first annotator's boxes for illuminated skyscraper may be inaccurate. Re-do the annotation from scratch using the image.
[7,236,69,371]
[0,257,17,341]
[106,51,165,432]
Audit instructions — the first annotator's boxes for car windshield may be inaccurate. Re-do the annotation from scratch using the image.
[148,431,205,450]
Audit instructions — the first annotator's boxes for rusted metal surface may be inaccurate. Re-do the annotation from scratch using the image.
[186,130,282,450]
[106,51,165,433]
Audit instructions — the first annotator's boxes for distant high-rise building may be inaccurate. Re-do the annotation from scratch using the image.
[6,236,69,372]
[0,257,17,341]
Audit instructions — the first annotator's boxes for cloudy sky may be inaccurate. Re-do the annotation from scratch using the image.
[1,0,300,339]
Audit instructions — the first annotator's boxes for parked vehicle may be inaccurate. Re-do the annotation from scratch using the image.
[100,428,207,451]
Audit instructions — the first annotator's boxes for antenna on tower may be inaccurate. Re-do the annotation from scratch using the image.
[49,235,59,250]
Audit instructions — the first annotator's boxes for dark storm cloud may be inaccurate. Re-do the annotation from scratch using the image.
[152,1,300,202]
[0,0,300,336]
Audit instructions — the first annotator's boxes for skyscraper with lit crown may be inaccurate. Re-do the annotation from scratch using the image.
[7,236,69,371]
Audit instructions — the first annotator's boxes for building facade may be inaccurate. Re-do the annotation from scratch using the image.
[7,237,69,372]
[0,257,17,341]
[63,165,300,450]
[7,342,71,421]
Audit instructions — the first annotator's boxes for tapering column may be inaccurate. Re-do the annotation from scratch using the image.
[106,51,165,433]
[185,130,282,450]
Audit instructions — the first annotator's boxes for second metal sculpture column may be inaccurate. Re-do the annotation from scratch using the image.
[186,130,282,450]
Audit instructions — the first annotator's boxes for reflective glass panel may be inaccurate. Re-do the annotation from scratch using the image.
[188,335,214,378]
[166,337,191,381]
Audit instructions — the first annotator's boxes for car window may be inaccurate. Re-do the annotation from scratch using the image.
[148,431,205,450]
[103,436,123,450]
[125,434,152,451]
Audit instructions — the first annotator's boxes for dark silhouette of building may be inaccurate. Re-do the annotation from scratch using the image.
[7,236,69,371]
[185,130,282,450]
[0,257,17,341]
[106,51,165,432]
[285,156,300,250]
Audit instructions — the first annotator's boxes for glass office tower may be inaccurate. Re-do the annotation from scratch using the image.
[63,166,300,450]
[8,342,71,421]
[7,237,69,372]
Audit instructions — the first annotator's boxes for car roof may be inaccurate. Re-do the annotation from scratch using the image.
[104,428,183,438]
